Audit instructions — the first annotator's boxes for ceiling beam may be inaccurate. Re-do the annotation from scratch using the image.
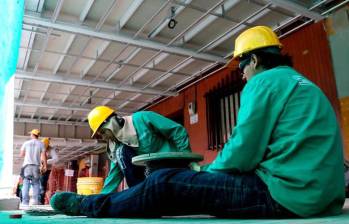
[148,0,192,39]
[321,0,349,15]
[270,0,323,21]
[23,14,226,63]
[30,0,65,119]
[52,1,119,122]
[131,0,239,97]
[80,0,95,22]
[116,0,225,88]
[119,0,145,29]
[15,99,92,112]
[14,118,89,126]
[15,70,178,96]
[140,62,218,111]
[200,3,272,53]
[84,1,172,110]
[18,0,46,99]
[80,41,110,79]
[130,53,170,83]
[177,0,239,45]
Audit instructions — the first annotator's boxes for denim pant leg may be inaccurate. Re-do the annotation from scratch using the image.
[80,168,295,218]
[26,165,41,204]
[21,177,31,205]
[32,178,40,204]
[116,145,145,187]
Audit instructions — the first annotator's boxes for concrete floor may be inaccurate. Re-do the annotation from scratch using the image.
[1,201,349,224]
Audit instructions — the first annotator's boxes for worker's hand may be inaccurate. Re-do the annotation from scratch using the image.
[40,165,47,174]
[190,162,201,172]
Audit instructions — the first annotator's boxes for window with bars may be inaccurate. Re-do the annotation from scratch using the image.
[205,71,245,150]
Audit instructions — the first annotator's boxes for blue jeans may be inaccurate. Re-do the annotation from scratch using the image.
[22,165,40,205]
[80,168,296,218]
[116,145,145,187]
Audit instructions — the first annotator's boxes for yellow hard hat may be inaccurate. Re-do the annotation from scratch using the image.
[42,137,50,147]
[87,106,115,138]
[29,129,40,136]
[233,26,282,59]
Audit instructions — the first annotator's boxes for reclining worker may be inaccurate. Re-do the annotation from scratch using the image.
[87,106,191,192]
[51,26,345,218]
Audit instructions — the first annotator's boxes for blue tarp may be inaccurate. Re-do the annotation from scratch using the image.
[0,0,24,180]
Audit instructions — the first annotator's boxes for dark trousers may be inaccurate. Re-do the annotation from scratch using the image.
[39,170,51,204]
[116,145,145,187]
[80,168,296,218]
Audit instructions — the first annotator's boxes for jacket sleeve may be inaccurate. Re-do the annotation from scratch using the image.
[208,79,281,173]
[101,161,123,194]
[144,111,191,152]
[47,148,58,165]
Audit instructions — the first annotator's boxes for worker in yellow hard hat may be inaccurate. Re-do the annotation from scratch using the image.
[87,106,192,193]
[29,129,40,136]
[50,26,344,219]
[20,129,47,205]
[39,137,58,204]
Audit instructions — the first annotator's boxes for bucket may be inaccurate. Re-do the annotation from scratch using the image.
[77,177,104,195]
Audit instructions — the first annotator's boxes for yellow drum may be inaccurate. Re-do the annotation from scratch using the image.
[77,177,104,195]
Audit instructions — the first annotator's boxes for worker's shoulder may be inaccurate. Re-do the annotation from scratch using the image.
[22,138,43,148]
[256,66,298,81]
[251,66,300,88]
[22,138,35,145]
[133,110,160,118]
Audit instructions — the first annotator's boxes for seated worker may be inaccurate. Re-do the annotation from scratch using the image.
[88,106,191,192]
[51,26,345,218]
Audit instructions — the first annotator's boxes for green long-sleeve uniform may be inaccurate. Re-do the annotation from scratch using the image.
[102,111,191,193]
[207,66,344,217]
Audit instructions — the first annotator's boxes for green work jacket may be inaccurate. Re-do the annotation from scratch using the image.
[206,66,345,217]
[102,111,191,193]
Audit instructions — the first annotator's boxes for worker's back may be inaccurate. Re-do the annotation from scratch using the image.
[255,66,345,217]
[21,139,44,166]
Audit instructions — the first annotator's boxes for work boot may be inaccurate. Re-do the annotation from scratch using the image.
[50,192,84,216]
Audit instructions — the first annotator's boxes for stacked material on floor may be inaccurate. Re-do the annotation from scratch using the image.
[0,197,20,211]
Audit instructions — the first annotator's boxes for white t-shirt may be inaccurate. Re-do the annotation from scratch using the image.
[20,139,44,166]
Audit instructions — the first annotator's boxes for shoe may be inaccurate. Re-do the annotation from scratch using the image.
[50,192,84,216]
[20,203,30,210]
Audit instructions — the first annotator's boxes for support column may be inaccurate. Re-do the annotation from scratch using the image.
[0,0,24,194]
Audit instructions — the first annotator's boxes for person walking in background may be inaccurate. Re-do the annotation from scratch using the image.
[39,137,58,205]
[20,129,47,205]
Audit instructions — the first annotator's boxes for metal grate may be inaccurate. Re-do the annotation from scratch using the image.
[205,70,245,150]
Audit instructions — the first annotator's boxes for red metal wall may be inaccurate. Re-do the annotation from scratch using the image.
[281,21,340,114]
[150,67,233,163]
[149,21,340,164]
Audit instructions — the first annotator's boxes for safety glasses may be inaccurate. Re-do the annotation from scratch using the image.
[238,57,251,71]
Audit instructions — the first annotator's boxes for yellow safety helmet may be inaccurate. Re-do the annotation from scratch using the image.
[87,106,115,138]
[42,137,50,147]
[233,26,282,59]
[29,129,40,136]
